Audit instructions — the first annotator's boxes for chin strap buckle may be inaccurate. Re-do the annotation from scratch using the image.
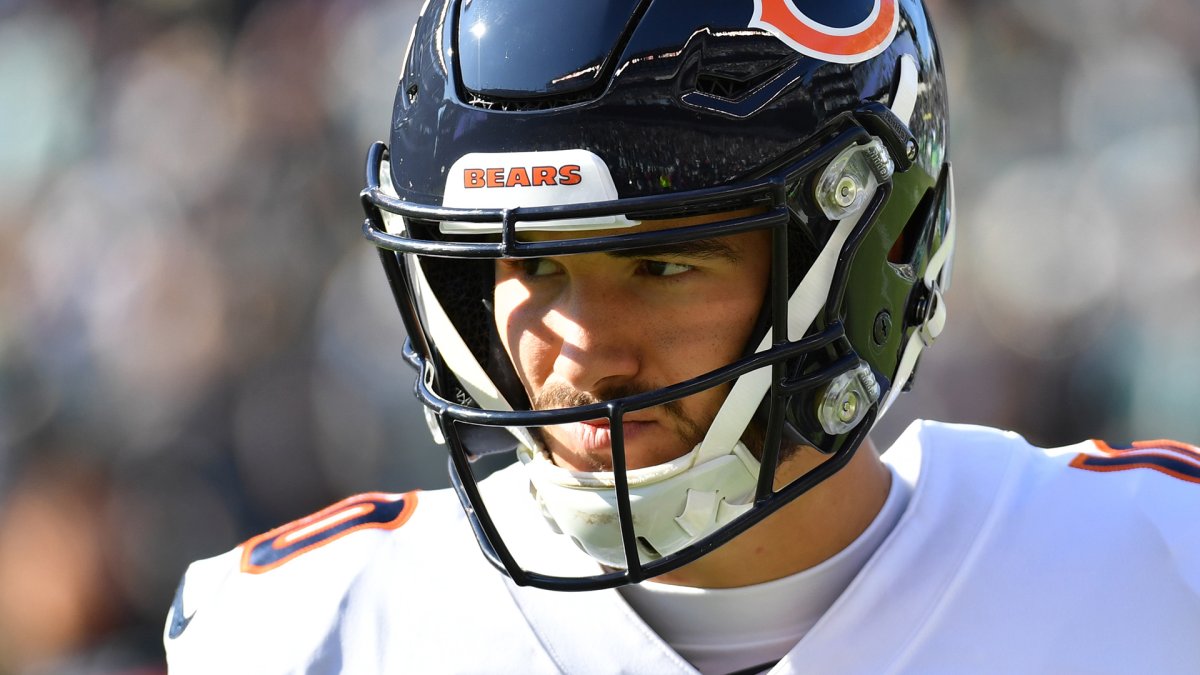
[912,281,947,348]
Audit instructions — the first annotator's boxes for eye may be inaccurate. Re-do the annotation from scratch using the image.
[641,260,693,277]
[506,258,560,277]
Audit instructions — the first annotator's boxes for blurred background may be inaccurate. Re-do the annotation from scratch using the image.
[0,0,1197,671]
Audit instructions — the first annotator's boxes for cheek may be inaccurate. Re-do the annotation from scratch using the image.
[660,291,762,430]
[652,288,763,368]
[493,281,551,387]
[654,231,769,367]
[492,280,522,359]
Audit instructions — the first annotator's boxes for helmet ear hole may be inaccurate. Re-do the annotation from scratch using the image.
[887,187,935,265]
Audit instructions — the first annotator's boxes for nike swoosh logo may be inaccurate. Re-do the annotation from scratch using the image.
[167,576,195,639]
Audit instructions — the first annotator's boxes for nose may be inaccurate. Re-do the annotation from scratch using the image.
[544,288,641,395]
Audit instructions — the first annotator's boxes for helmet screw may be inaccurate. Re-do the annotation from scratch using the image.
[834,176,859,207]
[905,139,918,162]
[872,310,892,346]
[838,391,860,423]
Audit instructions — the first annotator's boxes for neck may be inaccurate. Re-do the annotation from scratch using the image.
[650,437,891,588]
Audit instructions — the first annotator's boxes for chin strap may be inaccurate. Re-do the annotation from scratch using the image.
[518,443,759,568]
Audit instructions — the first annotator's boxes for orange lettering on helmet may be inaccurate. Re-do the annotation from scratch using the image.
[461,165,586,188]
[531,166,557,186]
[464,168,486,188]
[558,164,581,185]
[506,166,531,187]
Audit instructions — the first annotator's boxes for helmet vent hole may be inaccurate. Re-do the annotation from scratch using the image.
[695,61,791,101]
[888,187,935,265]
[464,89,596,112]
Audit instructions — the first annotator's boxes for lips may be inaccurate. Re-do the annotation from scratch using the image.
[568,419,655,455]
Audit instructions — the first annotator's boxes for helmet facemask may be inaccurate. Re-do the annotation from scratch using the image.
[362,111,918,589]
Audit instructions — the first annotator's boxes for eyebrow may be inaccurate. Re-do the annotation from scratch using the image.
[604,238,742,263]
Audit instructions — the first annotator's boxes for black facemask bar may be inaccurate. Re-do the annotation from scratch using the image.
[361,113,898,590]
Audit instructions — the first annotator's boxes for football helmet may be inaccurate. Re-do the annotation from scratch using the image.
[360,0,954,590]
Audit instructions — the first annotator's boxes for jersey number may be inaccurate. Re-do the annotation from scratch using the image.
[240,492,418,574]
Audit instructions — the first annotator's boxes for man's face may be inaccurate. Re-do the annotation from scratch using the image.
[493,212,771,472]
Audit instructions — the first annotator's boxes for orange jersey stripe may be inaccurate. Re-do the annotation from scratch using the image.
[240,491,419,574]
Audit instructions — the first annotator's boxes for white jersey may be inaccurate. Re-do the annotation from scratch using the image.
[165,421,1200,673]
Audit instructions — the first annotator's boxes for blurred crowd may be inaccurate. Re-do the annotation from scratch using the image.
[0,0,1197,672]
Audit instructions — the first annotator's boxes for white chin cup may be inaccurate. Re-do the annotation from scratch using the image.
[517,442,760,568]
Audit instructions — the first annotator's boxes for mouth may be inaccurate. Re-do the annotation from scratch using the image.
[567,418,657,456]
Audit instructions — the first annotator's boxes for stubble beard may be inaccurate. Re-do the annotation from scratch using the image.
[530,382,711,470]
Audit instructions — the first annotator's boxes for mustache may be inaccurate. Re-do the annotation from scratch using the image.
[532,382,709,447]
[532,382,680,417]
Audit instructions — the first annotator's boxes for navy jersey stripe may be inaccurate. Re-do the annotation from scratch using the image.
[1073,452,1200,484]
